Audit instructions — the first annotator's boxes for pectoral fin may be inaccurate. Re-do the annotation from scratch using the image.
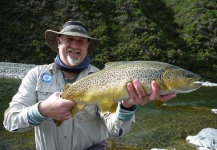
[53,104,85,127]
[53,120,63,127]
[70,104,85,117]
[98,100,118,113]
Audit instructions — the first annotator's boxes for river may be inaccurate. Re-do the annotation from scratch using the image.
[0,63,217,150]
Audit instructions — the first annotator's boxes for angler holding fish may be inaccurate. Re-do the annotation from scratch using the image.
[3,21,199,150]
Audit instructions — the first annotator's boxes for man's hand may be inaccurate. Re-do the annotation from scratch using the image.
[38,92,76,121]
[122,79,176,108]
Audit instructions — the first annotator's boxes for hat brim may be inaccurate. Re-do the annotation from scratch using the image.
[45,30,101,54]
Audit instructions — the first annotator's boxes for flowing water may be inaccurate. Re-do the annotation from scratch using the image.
[0,63,217,150]
[109,85,217,150]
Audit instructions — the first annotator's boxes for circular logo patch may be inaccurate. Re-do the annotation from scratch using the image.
[41,72,53,83]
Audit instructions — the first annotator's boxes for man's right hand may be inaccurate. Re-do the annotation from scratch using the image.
[38,92,76,121]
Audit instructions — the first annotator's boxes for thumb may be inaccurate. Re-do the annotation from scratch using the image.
[54,92,63,97]
[62,99,76,108]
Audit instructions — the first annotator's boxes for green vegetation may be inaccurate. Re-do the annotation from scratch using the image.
[0,0,216,82]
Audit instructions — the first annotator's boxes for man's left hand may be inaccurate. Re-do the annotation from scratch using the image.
[122,79,176,108]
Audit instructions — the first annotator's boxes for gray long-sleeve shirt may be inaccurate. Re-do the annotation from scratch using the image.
[4,63,135,150]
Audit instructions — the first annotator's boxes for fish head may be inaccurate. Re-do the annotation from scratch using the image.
[163,68,202,93]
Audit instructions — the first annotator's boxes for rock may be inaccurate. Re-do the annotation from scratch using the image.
[211,109,217,114]
[186,128,217,150]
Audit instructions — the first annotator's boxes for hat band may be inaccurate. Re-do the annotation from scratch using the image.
[61,25,88,35]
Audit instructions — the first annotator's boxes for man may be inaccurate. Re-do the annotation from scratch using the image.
[4,21,176,150]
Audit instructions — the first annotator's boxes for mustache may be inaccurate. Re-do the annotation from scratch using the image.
[67,48,80,53]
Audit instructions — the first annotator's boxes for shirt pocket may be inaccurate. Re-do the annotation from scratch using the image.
[36,91,53,102]
[36,84,61,102]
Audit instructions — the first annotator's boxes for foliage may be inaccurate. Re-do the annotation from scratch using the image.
[0,0,216,81]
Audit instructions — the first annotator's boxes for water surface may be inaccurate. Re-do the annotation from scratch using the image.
[1,78,217,150]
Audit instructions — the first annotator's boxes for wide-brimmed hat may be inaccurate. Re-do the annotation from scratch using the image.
[45,21,101,53]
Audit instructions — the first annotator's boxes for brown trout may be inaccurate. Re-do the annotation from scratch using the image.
[56,61,201,126]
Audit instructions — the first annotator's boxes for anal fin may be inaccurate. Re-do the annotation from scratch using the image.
[98,100,118,113]
[70,104,85,117]
[152,100,165,108]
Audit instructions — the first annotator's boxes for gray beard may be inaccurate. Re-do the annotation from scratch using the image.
[67,54,80,66]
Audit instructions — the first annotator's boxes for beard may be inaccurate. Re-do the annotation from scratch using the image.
[67,53,81,66]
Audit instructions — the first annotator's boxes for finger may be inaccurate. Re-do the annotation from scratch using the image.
[63,115,71,120]
[149,81,160,101]
[62,99,76,108]
[58,115,71,121]
[132,80,146,104]
[133,80,146,98]
[159,93,176,101]
[127,82,138,104]
[55,92,63,97]
[63,112,72,120]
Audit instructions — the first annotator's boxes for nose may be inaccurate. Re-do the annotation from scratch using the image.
[70,40,79,49]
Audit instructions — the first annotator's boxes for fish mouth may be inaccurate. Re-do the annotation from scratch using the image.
[186,76,201,85]
[185,73,202,87]
[172,76,202,93]
[191,81,202,88]
[189,80,202,90]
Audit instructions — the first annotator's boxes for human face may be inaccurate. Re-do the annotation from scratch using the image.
[56,35,90,67]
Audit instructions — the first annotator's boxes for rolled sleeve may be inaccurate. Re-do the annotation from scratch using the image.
[4,102,32,132]
[100,103,136,137]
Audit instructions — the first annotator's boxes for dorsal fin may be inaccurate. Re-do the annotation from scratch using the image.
[104,61,130,68]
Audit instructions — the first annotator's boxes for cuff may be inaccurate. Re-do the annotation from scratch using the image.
[115,102,138,121]
[27,102,48,126]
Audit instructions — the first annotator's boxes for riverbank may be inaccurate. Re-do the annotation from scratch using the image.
[1,62,217,83]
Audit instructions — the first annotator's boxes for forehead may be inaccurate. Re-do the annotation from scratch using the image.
[60,35,88,41]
